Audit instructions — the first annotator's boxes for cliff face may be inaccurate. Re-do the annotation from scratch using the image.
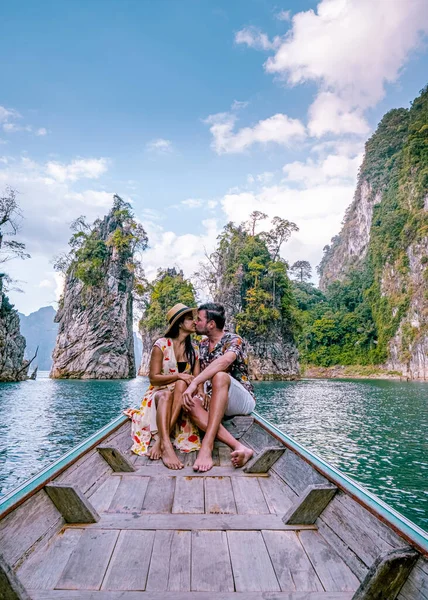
[19,306,58,371]
[318,89,428,379]
[0,293,28,381]
[51,205,139,379]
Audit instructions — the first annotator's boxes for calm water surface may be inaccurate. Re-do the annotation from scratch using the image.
[0,373,427,530]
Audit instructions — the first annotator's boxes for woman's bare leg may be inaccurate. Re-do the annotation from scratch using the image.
[150,390,183,469]
[169,379,187,433]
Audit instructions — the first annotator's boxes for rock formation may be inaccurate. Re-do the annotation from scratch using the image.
[19,306,58,371]
[0,285,29,381]
[318,88,427,380]
[51,197,147,379]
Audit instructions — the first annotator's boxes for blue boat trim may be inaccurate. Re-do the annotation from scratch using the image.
[253,411,428,555]
[0,414,129,519]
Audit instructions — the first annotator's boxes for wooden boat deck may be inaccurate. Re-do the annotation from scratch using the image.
[2,415,427,599]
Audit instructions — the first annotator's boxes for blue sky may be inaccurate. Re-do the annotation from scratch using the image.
[1,0,427,315]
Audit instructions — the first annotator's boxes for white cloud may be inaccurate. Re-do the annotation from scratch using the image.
[283,152,362,186]
[36,128,48,136]
[146,138,173,153]
[0,106,20,123]
[205,110,306,154]
[308,92,370,137]
[276,10,291,22]
[3,123,32,133]
[181,198,203,209]
[38,279,54,289]
[235,27,281,51]
[45,158,108,182]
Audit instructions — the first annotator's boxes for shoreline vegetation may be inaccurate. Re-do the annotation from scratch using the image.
[301,364,408,381]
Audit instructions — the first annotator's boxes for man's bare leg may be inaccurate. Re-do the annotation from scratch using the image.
[191,372,253,472]
[150,390,183,470]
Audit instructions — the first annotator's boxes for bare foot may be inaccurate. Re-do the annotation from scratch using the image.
[193,447,214,472]
[161,443,184,470]
[230,443,253,468]
[148,438,162,460]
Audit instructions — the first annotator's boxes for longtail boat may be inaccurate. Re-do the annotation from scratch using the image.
[1,412,427,599]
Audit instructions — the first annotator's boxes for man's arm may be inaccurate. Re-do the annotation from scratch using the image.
[182,351,236,409]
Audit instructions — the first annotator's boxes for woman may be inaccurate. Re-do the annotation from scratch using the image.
[125,303,202,470]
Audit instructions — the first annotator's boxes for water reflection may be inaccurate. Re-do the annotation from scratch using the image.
[0,373,427,530]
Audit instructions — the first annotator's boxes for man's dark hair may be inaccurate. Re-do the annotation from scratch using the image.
[198,302,226,329]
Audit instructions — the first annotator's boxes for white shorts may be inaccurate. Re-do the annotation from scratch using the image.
[224,375,256,417]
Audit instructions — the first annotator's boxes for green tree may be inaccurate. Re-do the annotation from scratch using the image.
[290,260,312,283]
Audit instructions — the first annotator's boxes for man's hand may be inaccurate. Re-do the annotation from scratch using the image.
[182,381,198,410]
[200,393,210,410]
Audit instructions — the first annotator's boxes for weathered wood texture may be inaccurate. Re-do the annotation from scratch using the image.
[191,531,234,591]
[353,547,419,600]
[101,531,155,591]
[241,422,279,452]
[222,416,254,439]
[30,590,355,599]
[141,477,175,513]
[299,531,360,592]
[259,473,297,515]
[97,447,135,472]
[45,484,100,524]
[204,477,237,514]
[231,477,269,514]
[0,490,64,567]
[244,447,285,474]
[283,484,337,524]
[272,449,329,495]
[88,478,121,513]
[172,477,204,513]
[17,529,83,590]
[146,530,191,592]
[126,466,268,477]
[56,449,113,498]
[108,477,149,513]
[227,530,280,591]
[262,531,323,592]
[87,513,316,530]
[398,556,428,600]
[56,530,119,590]
[0,553,31,600]
[316,491,411,579]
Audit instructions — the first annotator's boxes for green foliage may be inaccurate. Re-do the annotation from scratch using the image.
[140,268,196,333]
[54,195,148,289]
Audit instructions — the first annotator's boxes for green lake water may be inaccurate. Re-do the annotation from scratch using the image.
[0,373,427,531]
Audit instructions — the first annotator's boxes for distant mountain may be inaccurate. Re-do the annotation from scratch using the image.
[18,306,144,374]
[18,306,58,371]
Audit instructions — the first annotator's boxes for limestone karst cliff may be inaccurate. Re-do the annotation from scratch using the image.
[51,196,147,379]
[0,288,29,381]
[318,87,427,379]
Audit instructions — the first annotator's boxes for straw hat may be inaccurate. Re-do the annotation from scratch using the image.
[164,303,196,336]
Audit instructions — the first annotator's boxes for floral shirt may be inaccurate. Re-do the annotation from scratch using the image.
[199,332,255,398]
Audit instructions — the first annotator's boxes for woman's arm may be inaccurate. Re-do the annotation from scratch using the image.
[149,346,192,386]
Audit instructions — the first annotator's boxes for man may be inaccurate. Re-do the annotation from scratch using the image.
[182,302,255,472]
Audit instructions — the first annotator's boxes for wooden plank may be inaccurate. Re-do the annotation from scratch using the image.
[108,477,149,513]
[240,422,278,451]
[87,513,317,531]
[212,447,220,466]
[141,477,175,513]
[56,529,119,590]
[167,531,191,591]
[172,477,204,514]
[218,446,231,466]
[123,466,269,477]
[227,530,280,591]
[299,530,360,592]
[205,477,236,514]
[0,490,64,567]
[283,484,337,524]
[88,478,121,513]
[398,557,428,600]
[30,590,355,599]
[181,452,197,467]
[0,553,31,600]
[132,454,150,466]
[101,531,155,590]
[316,519,368,582]
[56,451,112,497]
[259,473,297,515]
[232,477,269,514]
[146,531,191,592]
[318,492,404,567]
[244,447,285,473]
[272,450,329,496]
[45,484,100,524]
[191,531,234,591]
[223,416,254,439]
[262,530,323,592]
[97,447,135,473]
[353,547,419,600]
[17,529,83,590]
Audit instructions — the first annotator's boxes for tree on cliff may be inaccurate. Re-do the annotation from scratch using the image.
[290,261,312,283]
[0,187,30,292]
[51,195,148,379]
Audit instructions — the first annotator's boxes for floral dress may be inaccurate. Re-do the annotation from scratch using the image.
[124,337,201,455]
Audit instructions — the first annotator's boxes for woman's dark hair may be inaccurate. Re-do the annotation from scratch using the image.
[167,314,196,373]
[198,302,226,329]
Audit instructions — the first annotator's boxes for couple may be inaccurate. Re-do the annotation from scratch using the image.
[127,302,255,472]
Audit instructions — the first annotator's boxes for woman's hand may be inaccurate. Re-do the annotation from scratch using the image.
[178,373,194,385]
[196,393,210,410]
